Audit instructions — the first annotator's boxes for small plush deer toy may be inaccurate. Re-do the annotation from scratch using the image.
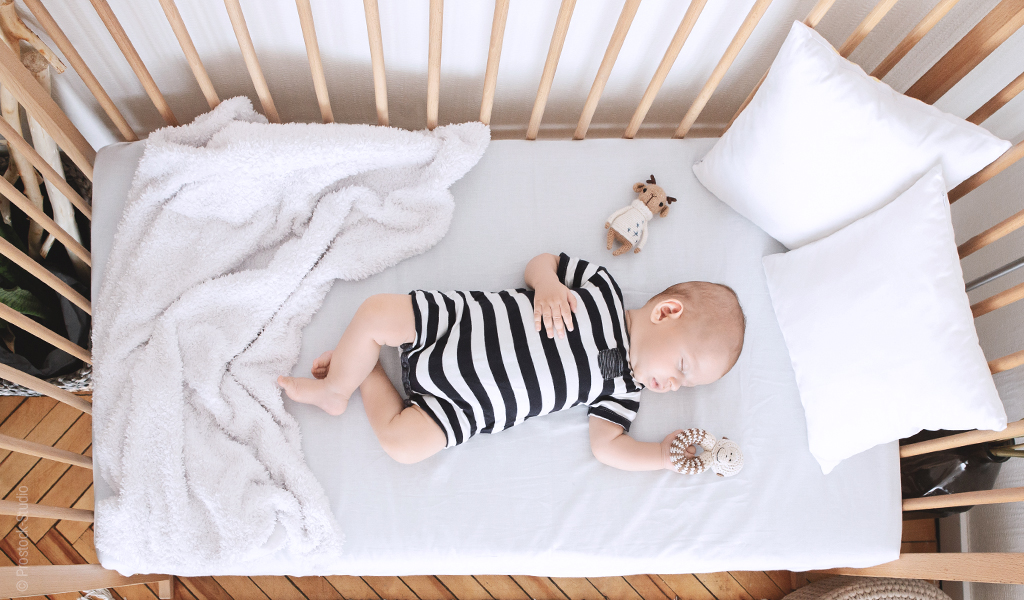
[605,175,676,256]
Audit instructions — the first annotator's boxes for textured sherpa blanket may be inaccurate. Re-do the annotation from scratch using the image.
[92,97,489,576]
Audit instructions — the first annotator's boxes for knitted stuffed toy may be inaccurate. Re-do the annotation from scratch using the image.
[604,174,676,256]
[669,428,744,477]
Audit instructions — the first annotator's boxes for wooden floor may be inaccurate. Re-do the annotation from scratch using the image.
[0,395,937,600]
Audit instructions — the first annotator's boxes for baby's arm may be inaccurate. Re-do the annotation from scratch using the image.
[525,253,577,339]
[589,417,683,471]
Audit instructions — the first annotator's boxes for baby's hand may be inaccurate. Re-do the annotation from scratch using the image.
[661,429,695,471]
[533,283,578,339]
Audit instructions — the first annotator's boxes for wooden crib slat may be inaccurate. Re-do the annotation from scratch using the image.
[480,0,509,125]
[838,0,900,58]
[0,432,92,469]
[574,0,642,140]
[526,0,576,140]
[729,0,838,130]
[159,0,220,110]
[949,139,1024,202]
[803,0,839,27]
[728,0,837,128]
[427,0,443,130]
[968,69,1024,124]
[0,42,94,180]
[0,237,90,314]
[0,116,91,220]
[905,0,1024,105]
[903,487,1024,511]
[958,206,1024,258]
[871,0,960,79]
[0,566,171,598]
[224,0,280,123]
[363,0,388,126]
[0,363,91,413]
[972,281,1024,318]
[158,578,175,599]
[674,0,773,139]
[0,176,91,266]
[296,0,332,123]
[900,419,1024,457]
[819,553,1024,584]
[0,302,90,364]
[623,0,706,139]
[88,0,178,127]
[990,348,1024,374]
[22,0,137,142]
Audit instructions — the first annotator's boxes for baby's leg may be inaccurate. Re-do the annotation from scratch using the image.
[360,361,446,464]
[278,294,416,415]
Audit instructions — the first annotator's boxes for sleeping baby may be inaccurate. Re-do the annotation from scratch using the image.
[278,252,745,471]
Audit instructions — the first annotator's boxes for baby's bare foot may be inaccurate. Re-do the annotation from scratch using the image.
[311,350,333,379]
[278,375,349,415]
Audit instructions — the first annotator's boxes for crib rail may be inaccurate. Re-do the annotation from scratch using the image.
[0,565,172,599]
[623,0,706,139]
[728,0,837,128]
[159,0,218,111]
[21,0,136,140]
[0,39,92,177]
[0,0,1022,596]
[479,0,508,126]
[819,553,1024,585]
[895,418,1024,513]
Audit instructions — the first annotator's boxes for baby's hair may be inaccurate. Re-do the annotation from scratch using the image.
[653,281,746,370]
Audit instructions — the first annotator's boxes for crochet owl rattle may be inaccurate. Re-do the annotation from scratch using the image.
[669,428,744,477]
[605,175,676,256]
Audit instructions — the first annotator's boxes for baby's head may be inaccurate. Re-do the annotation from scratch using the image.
[627,282,745,392]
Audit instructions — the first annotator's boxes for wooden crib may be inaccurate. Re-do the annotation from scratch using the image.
[0,0,1022,597]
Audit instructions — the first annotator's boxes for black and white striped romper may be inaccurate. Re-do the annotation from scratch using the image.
[400,253,643,448]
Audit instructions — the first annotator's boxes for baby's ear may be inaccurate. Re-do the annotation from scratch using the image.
[633,182,645,193]
[651,298,684,322]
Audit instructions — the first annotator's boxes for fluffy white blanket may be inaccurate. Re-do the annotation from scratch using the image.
[92,97,489,575]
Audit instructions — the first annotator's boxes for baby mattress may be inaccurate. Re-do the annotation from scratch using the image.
[91,137,901,576]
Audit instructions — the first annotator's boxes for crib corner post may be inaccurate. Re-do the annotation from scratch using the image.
[158,576,175,599]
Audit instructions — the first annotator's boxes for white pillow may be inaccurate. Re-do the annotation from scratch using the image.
[762,166,1006,474]
[693,21,1011,249]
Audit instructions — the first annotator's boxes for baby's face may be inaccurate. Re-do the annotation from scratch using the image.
[629,307,734,393]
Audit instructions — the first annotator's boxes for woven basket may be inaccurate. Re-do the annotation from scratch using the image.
[0,364,91,396]
[784,577,952,600]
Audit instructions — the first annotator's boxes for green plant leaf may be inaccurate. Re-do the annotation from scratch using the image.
[0,287,51,320]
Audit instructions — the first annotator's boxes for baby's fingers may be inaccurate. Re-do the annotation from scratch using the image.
[551,305,566,338]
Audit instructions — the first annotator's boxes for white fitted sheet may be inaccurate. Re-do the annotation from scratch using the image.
[92,137,901,576]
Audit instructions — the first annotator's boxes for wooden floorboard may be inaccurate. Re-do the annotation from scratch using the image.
[434,576,493,600]
[324,575,383,600]
[473,576,529,600]
[550,577,603,600]
[0,393,940,600]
